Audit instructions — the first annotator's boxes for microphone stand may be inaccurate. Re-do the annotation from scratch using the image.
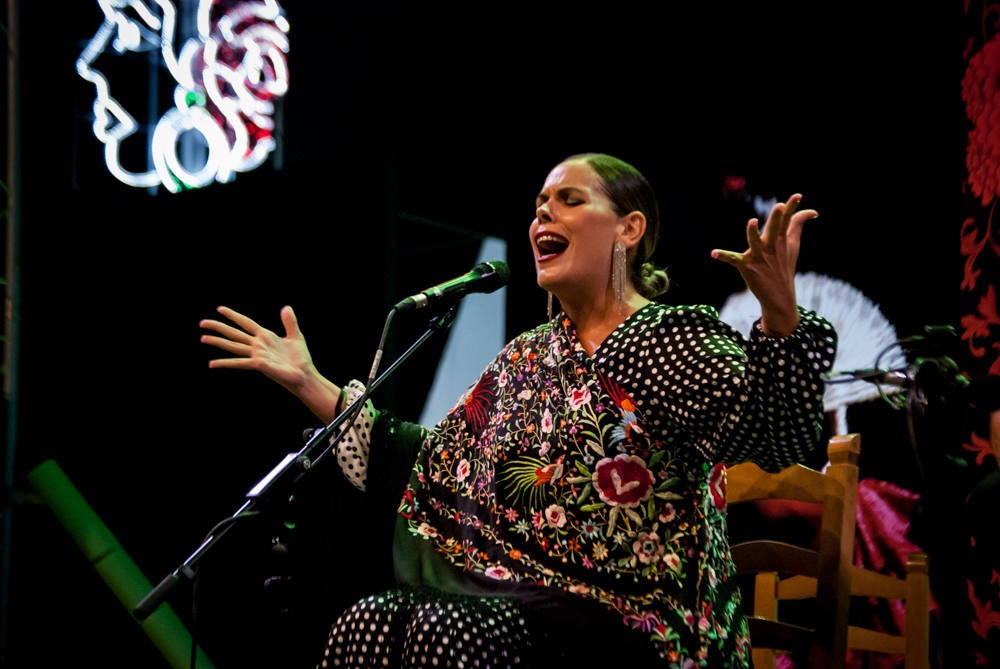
[133,304,459,622]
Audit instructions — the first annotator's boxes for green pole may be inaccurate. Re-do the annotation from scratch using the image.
[26,460,216,669]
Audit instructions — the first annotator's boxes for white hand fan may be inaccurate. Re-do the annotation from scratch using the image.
[719,272,906,433]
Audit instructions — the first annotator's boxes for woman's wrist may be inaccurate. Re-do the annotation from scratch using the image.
[758,306,800,338]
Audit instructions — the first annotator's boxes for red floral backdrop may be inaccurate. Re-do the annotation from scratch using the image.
[785,5,1000,666]
[958,0,1000,665]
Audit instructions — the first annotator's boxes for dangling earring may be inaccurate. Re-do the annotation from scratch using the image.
[612,239,627,314]
[547,291,554,321]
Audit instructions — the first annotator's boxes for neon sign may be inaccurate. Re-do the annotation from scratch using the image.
[77,0,290,193]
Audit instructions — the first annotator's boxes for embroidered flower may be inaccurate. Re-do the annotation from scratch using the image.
[625,611,661,632]
[398,489,416,519]
[633,530,666,564]
[593,454,654,507]
[708,463,727,510]
[568,385,591,409]
[485,565,512,580]
[544,504,567,528]
[541,407,553,434]
[456,458,470,482]
[580,520,600,539]
[415,522,438,538]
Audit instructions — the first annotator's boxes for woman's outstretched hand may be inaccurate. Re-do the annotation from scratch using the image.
[710,193,818,337]
[200,305,342,421]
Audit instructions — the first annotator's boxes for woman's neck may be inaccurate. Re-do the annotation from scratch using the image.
[563,292,649,356]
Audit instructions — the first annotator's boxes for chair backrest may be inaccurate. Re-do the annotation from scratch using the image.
[726,433,857,669]
[727,433,931,669]
[846,551,930,669]
[826,433,930,668]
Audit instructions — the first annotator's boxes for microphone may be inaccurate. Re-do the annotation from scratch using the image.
[828,368,912,387]
[393,260,510,312]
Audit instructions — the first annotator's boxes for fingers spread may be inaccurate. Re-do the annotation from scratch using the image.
[787,208,818,238]
[216,305,262,335]
[199,318,253,344]
[745,219,764,254]
[783,193,803,215]
[711,249,743,267]
[200,334,249,356]
[279,305,301,337]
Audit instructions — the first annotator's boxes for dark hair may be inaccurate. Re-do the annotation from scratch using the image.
[566,153,670,298]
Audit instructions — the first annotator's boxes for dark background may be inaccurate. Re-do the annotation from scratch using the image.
[3,2,964,668]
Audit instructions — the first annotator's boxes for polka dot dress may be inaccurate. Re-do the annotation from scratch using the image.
[317,588,531,668]
[322,301,838,667]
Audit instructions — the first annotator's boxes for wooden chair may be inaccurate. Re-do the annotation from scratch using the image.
[727,433,931,669]
[846,551,930,668]
[726,434,855,669]
[825,434,931,668]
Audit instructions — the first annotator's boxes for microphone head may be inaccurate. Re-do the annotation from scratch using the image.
[473,260,510,294]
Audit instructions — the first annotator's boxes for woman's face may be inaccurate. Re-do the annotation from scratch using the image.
[530,159,623,303]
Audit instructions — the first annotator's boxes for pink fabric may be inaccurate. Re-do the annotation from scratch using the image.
[758,478,934,668]
[846,478,930,669]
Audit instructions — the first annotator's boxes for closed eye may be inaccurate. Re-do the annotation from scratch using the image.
[557,186,587,206]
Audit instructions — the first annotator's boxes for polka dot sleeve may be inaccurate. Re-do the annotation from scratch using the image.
[331,379,376,492]
[720,306,838,470]
[597,303,837,472]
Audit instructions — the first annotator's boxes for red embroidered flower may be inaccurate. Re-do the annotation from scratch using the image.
[568,385,592,409]
[709,463,727,510]
[398,488,416,519]
[592,454,654,508]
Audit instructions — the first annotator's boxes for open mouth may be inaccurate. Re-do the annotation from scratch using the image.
[536,233,568,258]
